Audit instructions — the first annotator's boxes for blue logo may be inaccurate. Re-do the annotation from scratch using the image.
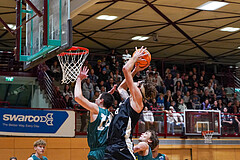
[0,108,69,133]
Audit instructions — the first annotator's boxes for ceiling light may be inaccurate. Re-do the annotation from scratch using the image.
[3,24,16,30]
[238,46,240,49]
[96,15,117,20]
[197,1,229,11]
[220,27,240,32]
[131,36,149,41]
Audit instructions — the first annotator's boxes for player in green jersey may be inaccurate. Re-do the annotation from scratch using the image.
[27,139,48,160]
[152,145,169,160]
[75,66,115,160]
[134,130,159,160]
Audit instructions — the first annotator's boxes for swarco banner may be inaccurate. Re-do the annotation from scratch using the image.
[0,108,75,137]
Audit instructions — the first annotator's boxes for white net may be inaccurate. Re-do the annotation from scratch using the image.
[202,131,214,143]
[57,47,89,84]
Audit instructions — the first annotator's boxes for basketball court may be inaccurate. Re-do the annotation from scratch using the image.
[1,0,240,160]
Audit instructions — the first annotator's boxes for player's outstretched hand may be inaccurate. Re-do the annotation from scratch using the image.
[78,66,89,80]
[108,84,117,94]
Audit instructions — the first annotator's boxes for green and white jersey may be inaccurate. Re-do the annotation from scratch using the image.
[87,107,112,150]
[153,153,167,160]
[31,154,48,160]
[134,147,152,160]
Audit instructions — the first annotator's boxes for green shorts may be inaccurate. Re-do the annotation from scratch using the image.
[88,147,105,160]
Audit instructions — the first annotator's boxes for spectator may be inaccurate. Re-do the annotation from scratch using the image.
[211,74,219,86]
[188,71,193,81]
[210,94,218,104]
[173,73,183,86]
[204,82,214,96]
[105,65,111,75]
[192,67,198,78]
[83,60,92,70]
[201,89,211,103]
[164,90,173,110]
[183,91,192,109]
[211,100,219,110]
[190,75,198,89]
[213,84,221,98]
[82,78,94,100]
[63,84,73,99]
[221,107,238,135]
[106,78,116,92]
[113,69,122,85]
[183,75,192,93]
[172,90,182,107]
[178,98,187,112]
[50,60,61,81]
[200,70,208,82]
[101,57,107,68]
[190,89,201,109]
[198,76,206,91]
[218,99,224,112]
[88,69,98,86]
[91,88,101,102]
[156,93,164,107]
[227,101,234,113]
[94,60,102,76]
[221,91,229,106]
[170,65,178,78]
[142,106,154,131]
[164,73,174,92]
[64,94,73,109]
[202,99,211,110]
[133,71,143,82]
[165,68,171,78]
[150,98,161,112]
[98,68,109,84]
[232,93,238,104]
[100,86,106,93]
[154,72,166,94]
[174,81,183,94]
[154,106,165,133]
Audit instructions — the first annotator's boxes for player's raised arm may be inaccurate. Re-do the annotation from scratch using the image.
[122,46,148,113]
[133,142,149,153]
[74,66,99,114]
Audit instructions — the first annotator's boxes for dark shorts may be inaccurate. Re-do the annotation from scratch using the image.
[104,143,135,160]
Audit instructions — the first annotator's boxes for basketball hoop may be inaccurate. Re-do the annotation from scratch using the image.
[57,46,89,84]
[202,130,214,143]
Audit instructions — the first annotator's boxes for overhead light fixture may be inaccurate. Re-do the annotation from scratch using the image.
[238,46,240,49]
[131,36,149,41]
[3,24,16,30]
[220,27,240,32]
[96,15,118,20]
[197,1,229,11]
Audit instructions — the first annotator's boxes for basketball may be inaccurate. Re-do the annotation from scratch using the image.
[132,49,151,68]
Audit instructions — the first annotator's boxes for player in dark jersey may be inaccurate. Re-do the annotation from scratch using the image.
[134,130,159,160]
[152,145,169,160]
[104,47,157,160]
[75,66,115,160]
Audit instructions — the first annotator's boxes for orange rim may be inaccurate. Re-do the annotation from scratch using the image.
[58,46,89,56]
[202,130,214,136]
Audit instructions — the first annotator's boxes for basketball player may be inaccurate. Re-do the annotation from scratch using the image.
[152,145,169,160]
[104,46,157,160]
[134,130,159,160]
[27,139,48,160]
[75,66,115,160]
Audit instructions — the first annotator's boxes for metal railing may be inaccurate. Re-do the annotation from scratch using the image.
[37,70,66,109]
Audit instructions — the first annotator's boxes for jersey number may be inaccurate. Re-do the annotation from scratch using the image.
[97,113,111,131]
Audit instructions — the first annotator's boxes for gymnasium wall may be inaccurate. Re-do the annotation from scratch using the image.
[0,137,240,160]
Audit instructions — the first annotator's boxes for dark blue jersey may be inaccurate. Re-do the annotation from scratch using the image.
[104,97,141,160]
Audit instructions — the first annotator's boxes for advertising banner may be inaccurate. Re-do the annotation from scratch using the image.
[0,108,75,137]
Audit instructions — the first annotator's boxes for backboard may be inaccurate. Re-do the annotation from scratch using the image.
[17,0,72,70]
[184,110,221,136]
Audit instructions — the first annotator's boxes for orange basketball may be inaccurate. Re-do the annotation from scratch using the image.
[132,49,151,68]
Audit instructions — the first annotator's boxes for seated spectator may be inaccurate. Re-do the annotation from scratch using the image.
[91,88,100,102]
[221,91,229,106]
[178,98,187,112]
[232,93,238,105]
[88,69,98,86]
[113,69,122,85]
[198,76,206,91]
[156,93,164,107]
[150,98,161,112]
[170,65,178,78]
[64,94,73,109]
[50,60,61,81]
[213,84,221,98]
[190,75,198,89]
[133,71,143,82]
[200,70,208,82]
[94,60,102,76]
[142,106,154,131]
[193,81,202,95]
[100,57,107,68]
[165,68,171,78]
[164,90,173,110]
[106,78,116,92]
[202,99,211,110]
[190,89,201,109]
[144,99,151,110]
[227,101,234,113]
[164,73,174,92]
[218,99,224,112]
[211,100,219,110]
[204,82,214,96]
[105,65,111,75]
[63,84,73,100]
[183,91,192,109]
[98,68,109,84]
[166,106,184,135]
[183,75,192,93]
[173,73,183,86]
[172,90,182,107]
[211,74,219,86]
[201,89,211,103]
[154,72,166,94]
[174,81,183,94]
[82,78,94,100]
[83,60,92,70]
[210,94,218,104]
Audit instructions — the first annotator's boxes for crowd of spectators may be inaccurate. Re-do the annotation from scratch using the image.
[43,54,240,135]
